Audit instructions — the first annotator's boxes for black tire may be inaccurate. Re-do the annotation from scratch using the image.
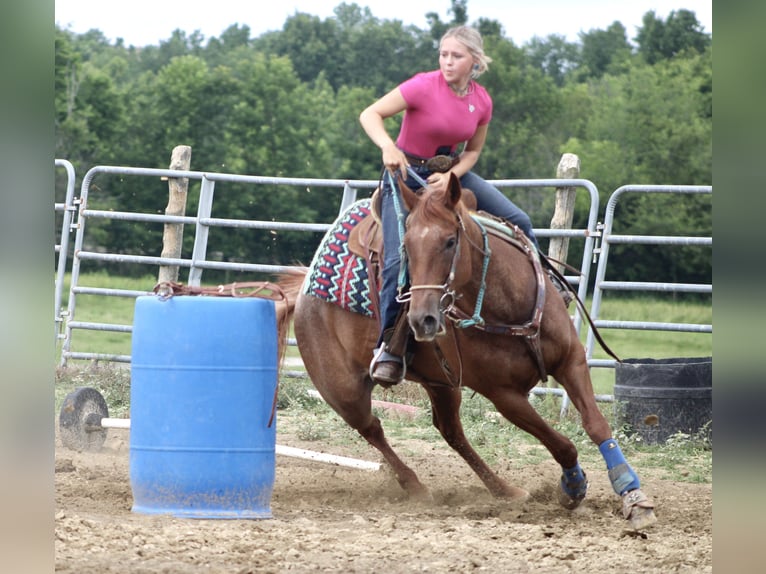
[59,387,109,452]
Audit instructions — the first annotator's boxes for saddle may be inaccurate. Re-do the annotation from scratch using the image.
[347,185,477,263]
[347,188,384,262]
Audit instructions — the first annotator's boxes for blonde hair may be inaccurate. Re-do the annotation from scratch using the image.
[440,26,493,78]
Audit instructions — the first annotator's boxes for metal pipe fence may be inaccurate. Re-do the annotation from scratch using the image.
[54,162,711,408]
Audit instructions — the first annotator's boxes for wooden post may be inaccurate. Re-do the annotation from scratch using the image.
[548,153,580,272]
[158,145,192,284]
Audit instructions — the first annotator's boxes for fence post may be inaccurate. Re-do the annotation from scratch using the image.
[548,153,580,272]
[158,145,192,284]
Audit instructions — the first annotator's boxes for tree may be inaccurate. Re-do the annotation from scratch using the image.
[559,54,711,285]
[262,13,341,87]
[635,9,711,65]
[578,22,632,79]
[53,9,713,283]
[525,34,581,87]
[479,35,563,180]
[204,24,252,67]
[55,28,126,169]
[426,0,468,40]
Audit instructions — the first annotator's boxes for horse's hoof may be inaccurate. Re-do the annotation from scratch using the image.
[622,488,657,530]
[502,486,530,503]
[558,471,588,510]
[408,485,435,504]
[557,487,586,510]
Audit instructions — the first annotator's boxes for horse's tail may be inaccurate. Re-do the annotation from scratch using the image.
[275,266,308,323]
[272,267,308,368]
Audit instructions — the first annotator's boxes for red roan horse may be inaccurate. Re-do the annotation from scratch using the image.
[279,173,656,529]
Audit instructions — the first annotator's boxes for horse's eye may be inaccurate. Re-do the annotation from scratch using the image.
[445,236,457,251]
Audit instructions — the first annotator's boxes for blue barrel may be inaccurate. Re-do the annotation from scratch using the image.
[129,295,278,519]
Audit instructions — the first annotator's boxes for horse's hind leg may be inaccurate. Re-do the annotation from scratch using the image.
[294,299,431,501]
[554,356,657,529]
[424,384,529,501]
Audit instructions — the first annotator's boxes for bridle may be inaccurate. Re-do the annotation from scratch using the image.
[399,204,551,383]
[397,211,492,333]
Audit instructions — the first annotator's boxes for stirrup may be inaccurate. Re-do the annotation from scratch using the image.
[369,346,406,384]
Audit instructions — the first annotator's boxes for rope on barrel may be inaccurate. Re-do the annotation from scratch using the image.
[153,280,287,302]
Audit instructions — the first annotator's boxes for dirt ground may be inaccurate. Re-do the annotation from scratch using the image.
[55,413,712,574]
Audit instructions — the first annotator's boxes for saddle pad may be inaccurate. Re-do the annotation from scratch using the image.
[303,199,375,318]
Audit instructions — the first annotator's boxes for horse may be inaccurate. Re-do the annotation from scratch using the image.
[278,172,656,530]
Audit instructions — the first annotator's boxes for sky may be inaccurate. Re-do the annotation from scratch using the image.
[55,0,712,48]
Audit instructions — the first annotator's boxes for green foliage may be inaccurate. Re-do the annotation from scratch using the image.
[525,34,581,87]
[577,21,632,79]
[54,2,711,283]
[635,9,711,65]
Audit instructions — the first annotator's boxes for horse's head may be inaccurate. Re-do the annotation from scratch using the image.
[400,173,472,342]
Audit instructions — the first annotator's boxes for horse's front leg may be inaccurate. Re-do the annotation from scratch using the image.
[424,383,529,501]
[484,385,589,509]
[555,357,657,529]
[356,410,433,502]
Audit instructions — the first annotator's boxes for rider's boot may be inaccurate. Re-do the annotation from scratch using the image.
[370,345,404,386]
[370,317,409,386]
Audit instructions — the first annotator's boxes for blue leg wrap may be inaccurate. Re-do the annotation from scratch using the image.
[560,462,588,500]
[599,439,640,495]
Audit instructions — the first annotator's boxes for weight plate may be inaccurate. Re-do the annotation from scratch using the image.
[59,387,110,452]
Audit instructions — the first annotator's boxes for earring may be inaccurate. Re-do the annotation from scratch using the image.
[473,63,479,71]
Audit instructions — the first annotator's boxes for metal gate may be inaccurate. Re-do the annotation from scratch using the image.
[55,162,712,408]
[54,163,601,368]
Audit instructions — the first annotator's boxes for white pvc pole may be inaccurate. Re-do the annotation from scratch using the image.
[275,445,380,471]
[97,417,381,471]
[100,418,132,429]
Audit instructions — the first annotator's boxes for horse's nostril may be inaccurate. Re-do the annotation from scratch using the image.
[423,315,439,334]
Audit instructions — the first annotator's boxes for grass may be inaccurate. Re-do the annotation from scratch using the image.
[57,273,712,396]
[55,273,712,484]
[54,363,711,485]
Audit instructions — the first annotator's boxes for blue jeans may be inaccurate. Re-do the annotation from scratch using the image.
[377,167,538,346]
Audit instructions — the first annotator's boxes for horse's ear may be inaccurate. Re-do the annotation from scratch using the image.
[447,172,462,208]
[399,174,420,211]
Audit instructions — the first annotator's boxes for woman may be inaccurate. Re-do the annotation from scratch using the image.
[359,25,562,386]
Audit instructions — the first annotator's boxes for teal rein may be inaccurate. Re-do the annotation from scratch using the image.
[387,167,432,294]
[386,170,410,293]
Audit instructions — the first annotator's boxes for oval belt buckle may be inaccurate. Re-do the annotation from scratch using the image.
[426,155,453,173]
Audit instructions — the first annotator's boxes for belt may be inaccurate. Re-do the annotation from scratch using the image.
[403,152,459,173]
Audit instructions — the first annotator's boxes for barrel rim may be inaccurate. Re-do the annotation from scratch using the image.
[618,356,712,367]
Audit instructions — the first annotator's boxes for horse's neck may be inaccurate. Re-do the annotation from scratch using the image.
[462,218,533,320]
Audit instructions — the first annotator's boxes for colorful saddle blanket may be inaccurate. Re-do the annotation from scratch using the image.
[303,199,375,318]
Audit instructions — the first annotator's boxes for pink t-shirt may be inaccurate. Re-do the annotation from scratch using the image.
[396,70,493,158]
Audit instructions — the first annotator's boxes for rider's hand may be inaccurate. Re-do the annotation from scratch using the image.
[382,143,408,179]
[426,171,450,193]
